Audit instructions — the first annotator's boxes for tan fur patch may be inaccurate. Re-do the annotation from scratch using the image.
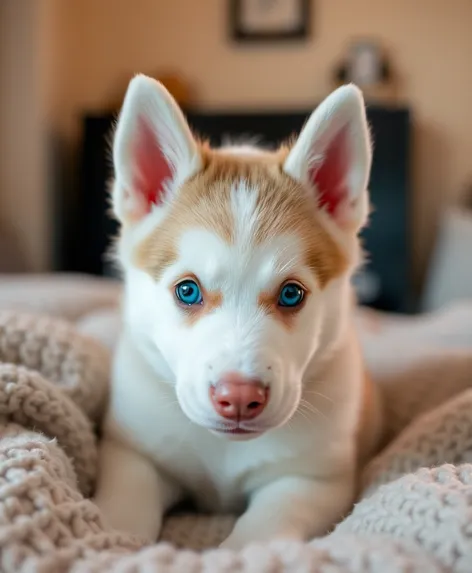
[356,368,383,464]
[135,143,347,288]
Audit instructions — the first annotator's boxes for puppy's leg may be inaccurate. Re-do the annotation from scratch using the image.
[220,475,354,550]
[94,437,181,541]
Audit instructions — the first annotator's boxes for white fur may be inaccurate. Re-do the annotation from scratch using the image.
[95,76,382,550]
[220,144,264,156]
[231,181,260,247]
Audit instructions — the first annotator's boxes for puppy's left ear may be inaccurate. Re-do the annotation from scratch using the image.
[284,84,372,232]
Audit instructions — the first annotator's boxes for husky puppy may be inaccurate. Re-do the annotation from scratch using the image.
[94,75,382,549]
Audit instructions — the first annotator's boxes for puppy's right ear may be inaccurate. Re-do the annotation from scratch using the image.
[112,74,201,224]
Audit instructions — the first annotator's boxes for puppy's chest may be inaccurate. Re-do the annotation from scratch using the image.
[112,387,316,512]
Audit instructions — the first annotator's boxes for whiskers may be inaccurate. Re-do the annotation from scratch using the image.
[299,398,327,421]
[303,389,334,406]
[293,390,332,429]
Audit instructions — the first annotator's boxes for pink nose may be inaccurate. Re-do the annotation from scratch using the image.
[210,372,269,421]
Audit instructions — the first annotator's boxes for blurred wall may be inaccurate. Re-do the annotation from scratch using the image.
[1,0,471,285]
[0,0,59,271]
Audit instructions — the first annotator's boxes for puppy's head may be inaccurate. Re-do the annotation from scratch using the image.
[112,75,372,439]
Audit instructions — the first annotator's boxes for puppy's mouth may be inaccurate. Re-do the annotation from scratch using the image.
[214,427,258,435]
[208,425,264,440]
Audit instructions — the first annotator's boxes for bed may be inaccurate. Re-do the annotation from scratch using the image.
[0,274,471,572]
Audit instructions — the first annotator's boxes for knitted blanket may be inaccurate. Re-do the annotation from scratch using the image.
[1,277,472,572]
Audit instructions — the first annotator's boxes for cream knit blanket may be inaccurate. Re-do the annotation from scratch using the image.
[0,276,471,572]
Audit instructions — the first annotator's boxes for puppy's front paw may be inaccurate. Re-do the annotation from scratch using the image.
[219,514,305,550]
[95,495,162,542]
[219,526,290,550]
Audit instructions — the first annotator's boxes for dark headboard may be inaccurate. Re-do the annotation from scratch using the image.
[73,104,412,313]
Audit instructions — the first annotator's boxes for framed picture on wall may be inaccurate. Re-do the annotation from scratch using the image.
[230,0,311,43]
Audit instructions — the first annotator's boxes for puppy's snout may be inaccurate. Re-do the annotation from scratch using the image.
[210,372,269,421]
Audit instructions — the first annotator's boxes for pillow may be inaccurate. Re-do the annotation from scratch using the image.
[422,207,472,312]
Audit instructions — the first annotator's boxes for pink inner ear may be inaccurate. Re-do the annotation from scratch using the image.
[132,117,172,213]
[309,126,350,216]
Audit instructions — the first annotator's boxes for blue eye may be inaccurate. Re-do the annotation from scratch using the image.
[278,283,305,308]
[175,280,203,306]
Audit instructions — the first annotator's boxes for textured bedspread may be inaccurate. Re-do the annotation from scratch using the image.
[0,275,471,572]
